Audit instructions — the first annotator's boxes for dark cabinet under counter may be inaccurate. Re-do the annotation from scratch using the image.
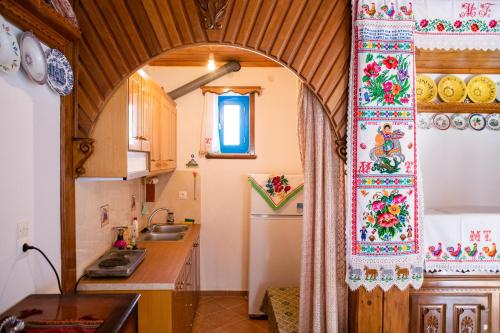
[0,293,139,333]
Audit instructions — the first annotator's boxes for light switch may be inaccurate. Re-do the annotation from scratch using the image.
[178,191,188,200]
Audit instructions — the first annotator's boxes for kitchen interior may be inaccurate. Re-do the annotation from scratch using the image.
[73,46,304,332]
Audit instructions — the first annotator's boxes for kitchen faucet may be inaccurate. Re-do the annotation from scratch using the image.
[147,208,169,231]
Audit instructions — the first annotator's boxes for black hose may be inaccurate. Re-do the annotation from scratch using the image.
[23,243,62,294]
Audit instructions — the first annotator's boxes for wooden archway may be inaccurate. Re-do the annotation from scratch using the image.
[76,0,351,147]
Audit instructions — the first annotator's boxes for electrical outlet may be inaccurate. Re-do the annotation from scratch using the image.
[178,191,188,200]
[16,221,30,259]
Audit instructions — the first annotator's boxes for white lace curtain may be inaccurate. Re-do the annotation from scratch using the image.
[199,92,220,155]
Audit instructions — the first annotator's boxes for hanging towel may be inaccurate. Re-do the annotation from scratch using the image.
[424,208,500,272]
[346,0,424,291]
[414,0,500,51]
[248,174,304,210]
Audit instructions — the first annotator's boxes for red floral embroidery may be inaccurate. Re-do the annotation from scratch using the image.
[382,56,398,69]
[384,93,395,104]
[436,23,445,31]
[383,81,393,93]
[490,20,498,28]
[454,20,462,29]
[377,213,398,228]
[471,23,479,31]
[364,61,381,77]
[420,19,429,28]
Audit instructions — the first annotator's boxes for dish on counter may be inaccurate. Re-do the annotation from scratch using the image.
[20,31,47,84]
[437,75,467,103]
[486,114,500,130]
[0,15,20,73]
[450,114,468,130]
[432,113,451,130]
[469,113,486,131]
[415,74,437,103]
[46,48,74,96]
[467,75,497,104]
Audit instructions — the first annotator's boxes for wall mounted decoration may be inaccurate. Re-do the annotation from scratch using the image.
[425,211,500,272]
[196,0,229,30]
[347,0,423,291]
[433,114,451,130]
[451,113,469,130]
[467,75,497,103]
[19,31,47,85]
[486,114,500,130]
[438,75,467,103]
[0,15,20,73]
[49,0,79,28]
[46,48,74,96]
[416,74,437,103]
[248,174,304,210]
[469,113,487,130]
[414,0,500,50]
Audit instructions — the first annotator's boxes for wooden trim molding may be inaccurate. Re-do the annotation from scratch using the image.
[201,86,262,96]
[417,102,500,114]
[73,137,95,178]
[416,48,500,74]
[206,153,257,159]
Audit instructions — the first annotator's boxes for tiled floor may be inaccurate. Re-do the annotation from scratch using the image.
[192,295,269,333]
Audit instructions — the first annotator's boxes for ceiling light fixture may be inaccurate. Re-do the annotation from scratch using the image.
[207,52,216,71]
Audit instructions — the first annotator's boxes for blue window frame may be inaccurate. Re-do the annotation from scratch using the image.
[218,95,250,154]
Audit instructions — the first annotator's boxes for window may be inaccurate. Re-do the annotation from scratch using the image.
[218,95,249,154]
[200,86,261,159]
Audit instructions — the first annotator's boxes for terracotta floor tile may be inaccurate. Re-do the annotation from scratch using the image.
[192,295,269,333]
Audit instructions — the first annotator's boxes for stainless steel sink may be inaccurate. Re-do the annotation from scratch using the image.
[140,232,185,241]
[151,224,190,233]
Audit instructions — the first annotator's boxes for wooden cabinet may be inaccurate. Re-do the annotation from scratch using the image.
[173,236,200,333]
[83,72,177,178]
[150,84,177,173]
[128,73,151,152]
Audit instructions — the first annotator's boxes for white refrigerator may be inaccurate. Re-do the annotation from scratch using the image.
[248,179,303,316]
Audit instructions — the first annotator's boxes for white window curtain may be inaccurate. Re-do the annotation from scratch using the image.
[199,92,220,155]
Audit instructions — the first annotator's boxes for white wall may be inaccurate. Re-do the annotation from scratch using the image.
[0,22,61,312]
[145,66,302,290]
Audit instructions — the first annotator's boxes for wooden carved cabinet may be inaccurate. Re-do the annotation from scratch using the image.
[173,236,200,333]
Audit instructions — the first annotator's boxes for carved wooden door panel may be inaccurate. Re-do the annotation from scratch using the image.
[410,294,489,333]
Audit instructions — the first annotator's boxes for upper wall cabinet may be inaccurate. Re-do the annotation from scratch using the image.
[83,72,177,179]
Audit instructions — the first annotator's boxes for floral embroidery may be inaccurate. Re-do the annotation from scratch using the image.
[265,175,291,197]
[361,54,411,106]
[363,190,411,241]
[416,18,500,33]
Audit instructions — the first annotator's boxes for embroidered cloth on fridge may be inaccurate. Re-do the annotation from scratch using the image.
[247,174,304,210]
[347,0,424,291]
[414,0,500,50]
[425,208,500,272]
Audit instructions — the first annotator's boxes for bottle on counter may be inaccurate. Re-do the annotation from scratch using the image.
[130,217,139,249]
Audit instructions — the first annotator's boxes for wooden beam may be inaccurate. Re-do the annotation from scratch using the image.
[416,48,500,74]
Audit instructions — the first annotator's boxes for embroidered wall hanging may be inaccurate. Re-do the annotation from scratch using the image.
[248,174,304,210]
[414,0,500,50]
[425,210,500,272]
[347,0,424,291]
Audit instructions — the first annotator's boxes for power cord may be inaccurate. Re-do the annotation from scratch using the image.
[22,243,62,294]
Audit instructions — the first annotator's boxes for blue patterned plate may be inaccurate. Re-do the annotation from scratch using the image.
[46,48,73,96]
[469,113,486,131]
[486,114,500,131]
[0,15,20,73]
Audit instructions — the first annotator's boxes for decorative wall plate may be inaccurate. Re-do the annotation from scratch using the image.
[415,74,437,103]
[450,114,468,130]
[0,15,20,73]
[496,82,500,102]
[432,113,451,130]
[486,114,500,130]
[467,75,497,104]
[46,48,74,96]
[20,31,47,84]
[417,113,432,129]
[50,0,79,28]
[437,75,467,103]
[469,113,486,131]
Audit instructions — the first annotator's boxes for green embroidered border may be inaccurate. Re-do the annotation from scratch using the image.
[248,177,304,210]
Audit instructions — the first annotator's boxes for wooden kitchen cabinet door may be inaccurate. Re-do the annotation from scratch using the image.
[140,77,152,152]
[160,94,177,170]
[128,73,142,151]
[150,84,162,171]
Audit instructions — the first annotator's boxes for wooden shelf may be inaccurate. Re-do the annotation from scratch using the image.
[417,102,500,113]
[416,48,500,74]
[0,0,80,48]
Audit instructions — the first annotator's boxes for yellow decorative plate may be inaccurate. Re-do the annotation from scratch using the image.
[437,75,467,103]
[415,75,437,103]
[467,75,497,103]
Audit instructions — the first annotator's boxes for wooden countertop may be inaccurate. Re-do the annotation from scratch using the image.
[0,294,139,333]
[78,224,200,291]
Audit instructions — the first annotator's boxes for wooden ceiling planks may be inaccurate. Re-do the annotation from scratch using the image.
[76,0,351,140]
